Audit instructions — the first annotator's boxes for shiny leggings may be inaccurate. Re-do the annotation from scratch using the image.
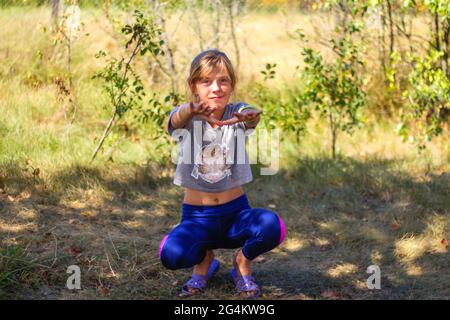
[159,194,286,270]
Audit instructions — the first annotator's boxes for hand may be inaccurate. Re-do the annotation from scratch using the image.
[189,101,220,125]
[217,109,262,127]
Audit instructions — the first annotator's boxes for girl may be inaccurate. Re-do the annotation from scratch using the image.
[159,49,286,298]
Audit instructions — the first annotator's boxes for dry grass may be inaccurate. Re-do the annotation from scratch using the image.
[0,7,449,300]
[1,130,448,299]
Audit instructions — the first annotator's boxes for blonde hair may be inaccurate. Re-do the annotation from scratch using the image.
[187,49,237,102]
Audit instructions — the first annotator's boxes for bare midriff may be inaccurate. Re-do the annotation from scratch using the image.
[183,186,244,206]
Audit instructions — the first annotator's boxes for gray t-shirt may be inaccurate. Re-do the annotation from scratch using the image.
[167,102,254,193]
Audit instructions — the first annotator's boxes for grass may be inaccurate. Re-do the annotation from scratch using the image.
[1,145,448,299]
[0,6,449,299]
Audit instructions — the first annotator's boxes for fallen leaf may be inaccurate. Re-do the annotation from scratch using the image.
[391,223,398,231]
[68,246,82,255]
[268,204,276,209]
[97,285,110,297]
[440,238,448,249]
[7,195,15,202]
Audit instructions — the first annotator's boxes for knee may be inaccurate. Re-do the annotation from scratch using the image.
[159,236,187,270]
[255,209,286,245]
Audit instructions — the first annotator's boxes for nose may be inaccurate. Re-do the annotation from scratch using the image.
[210,80,220,92]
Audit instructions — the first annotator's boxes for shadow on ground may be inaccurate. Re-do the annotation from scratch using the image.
[0,156,448,299]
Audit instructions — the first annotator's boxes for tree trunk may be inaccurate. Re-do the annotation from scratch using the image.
[329,112,337,160]
[380,1,387,73]
[213,0,221,49]
[434,12,441,52]
[51,0,61,28]
[386,0,394,56]
[398,9,414,55]
[152,0,178,94]
[443,19,449,78]
[189,0,204,51]
[227,0,240,74]
[103,0,111,20]
[334,1,349,35]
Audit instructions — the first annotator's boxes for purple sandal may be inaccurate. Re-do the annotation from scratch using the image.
[230,268,261,298]
[180,259,220,297]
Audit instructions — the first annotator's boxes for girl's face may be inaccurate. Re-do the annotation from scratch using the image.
[194,68,233,109]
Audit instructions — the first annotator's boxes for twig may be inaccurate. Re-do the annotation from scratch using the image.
[105,251,117,278]
[108,232,121,261]
[91,12,124,43]
[91,109,118,162]
[133,240,138,271]
[136,268,148,281]
[188,0,204,51]
[91,38,142,162]
[168,6,188,40]
[50,233,58,268]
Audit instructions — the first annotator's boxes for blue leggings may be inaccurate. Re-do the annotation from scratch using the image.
[159,194,286,270]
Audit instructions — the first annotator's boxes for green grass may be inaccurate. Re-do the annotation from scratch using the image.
[0,245,42,299]
[0,6,449,300]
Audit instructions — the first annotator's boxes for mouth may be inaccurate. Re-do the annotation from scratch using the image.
[210,96,224,100]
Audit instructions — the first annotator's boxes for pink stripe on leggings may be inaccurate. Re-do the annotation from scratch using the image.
[159,235,169,256]
[277,215,286,244]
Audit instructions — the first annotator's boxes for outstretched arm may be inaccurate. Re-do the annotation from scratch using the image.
[170,101,219,129]
[218,106,262,128]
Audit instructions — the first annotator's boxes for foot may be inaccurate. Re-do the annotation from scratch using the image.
[232,250,260,298]
[181,250,218,296]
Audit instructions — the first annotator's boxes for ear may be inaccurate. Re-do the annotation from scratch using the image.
[188,80,197,94]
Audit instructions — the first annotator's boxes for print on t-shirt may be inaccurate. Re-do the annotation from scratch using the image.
[190,123,237,184]
[191,142,232,183]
